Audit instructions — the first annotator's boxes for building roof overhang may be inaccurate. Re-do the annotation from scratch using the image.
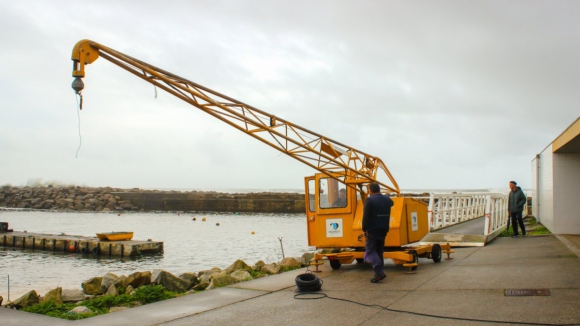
[553,117,580,153]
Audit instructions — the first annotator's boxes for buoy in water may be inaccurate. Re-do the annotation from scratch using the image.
[216,222,220,226]
[178,213,181,216]
[202,217,207,221]
[117,213,121,216]
[192,217,197,221]
[251,231,255,234]
[69,245,76,252]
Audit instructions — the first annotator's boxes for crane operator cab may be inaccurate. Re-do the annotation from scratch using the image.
[304,173,452,271]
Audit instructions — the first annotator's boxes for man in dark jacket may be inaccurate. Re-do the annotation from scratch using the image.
[362,182,394,283]
[508,181,527,237]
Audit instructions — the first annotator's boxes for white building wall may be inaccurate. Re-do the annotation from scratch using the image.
[553,152,580,234]
[537,144,554,231]
[531,157,538,218]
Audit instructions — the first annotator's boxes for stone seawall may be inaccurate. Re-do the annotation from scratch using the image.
[114,192,305,213]
[0,185,305,213]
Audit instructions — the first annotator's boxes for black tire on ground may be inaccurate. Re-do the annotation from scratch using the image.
[431,244,442,263]
[295,273,322,292]
[355,258,364,263]
[408,249,418,271]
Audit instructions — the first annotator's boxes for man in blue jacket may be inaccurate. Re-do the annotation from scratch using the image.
[508,181,527,237]
[362,182,394,283]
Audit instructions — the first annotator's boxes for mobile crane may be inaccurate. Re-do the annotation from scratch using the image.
[71,40,452,272]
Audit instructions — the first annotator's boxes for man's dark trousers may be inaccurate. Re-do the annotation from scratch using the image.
[365,232,386,276]
[510,211,526,236]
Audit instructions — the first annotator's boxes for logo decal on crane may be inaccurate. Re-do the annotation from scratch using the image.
[326,218,343,238]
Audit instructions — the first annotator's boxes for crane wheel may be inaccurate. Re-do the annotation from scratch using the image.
[431,244,442,263]
[329,249,341,270]
[329,260,341,270]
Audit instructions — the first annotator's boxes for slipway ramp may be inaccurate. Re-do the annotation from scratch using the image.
[416,193,514,247]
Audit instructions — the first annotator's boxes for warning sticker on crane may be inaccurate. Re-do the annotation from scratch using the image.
[326,218,343,238]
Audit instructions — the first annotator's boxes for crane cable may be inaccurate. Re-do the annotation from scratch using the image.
[293,292,579,326]
[75,93,83,158]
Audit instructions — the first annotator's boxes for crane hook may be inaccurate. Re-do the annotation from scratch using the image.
[72,77,84,95]
[72,77,84,110]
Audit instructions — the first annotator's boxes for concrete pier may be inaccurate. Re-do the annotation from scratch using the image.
[0,231,163,257]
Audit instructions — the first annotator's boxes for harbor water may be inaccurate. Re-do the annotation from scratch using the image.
[0,211,308,300]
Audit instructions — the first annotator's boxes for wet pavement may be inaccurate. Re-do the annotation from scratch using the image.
[2,234,580,326]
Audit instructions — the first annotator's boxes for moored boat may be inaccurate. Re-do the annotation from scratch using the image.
[96,231,134,241]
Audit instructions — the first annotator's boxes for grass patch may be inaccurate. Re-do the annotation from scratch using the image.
[499,216,551,237]
[22,284,177,320]
[528,225,551,235]
[280,265,300,273]
[22,300,97,320]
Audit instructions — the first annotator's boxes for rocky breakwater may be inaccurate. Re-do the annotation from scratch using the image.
[3,254,311,319]
[0,185,139,212]
[0,185,306,213]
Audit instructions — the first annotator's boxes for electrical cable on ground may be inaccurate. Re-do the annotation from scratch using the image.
[75,94,82,158]
[293,290,579,326]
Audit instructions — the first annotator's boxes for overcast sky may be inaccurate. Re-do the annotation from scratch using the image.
[0,1,578,192]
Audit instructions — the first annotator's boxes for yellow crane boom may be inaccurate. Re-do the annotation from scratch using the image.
[71,39,400,196]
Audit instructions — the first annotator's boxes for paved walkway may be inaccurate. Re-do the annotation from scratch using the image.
[2,234,580,325]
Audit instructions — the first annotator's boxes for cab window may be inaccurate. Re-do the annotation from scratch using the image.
[308,179,315,212]
[319,178,347,209]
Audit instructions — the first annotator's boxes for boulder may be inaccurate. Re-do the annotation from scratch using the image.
[225,259,252,274]
[205,279,216,291]
[101,273,121,293]
[279,257,302,269]
[125,285,134,295]
[192,274,211,291]
[105,284,118,296]
[178,272,199,289]
[301,252,315,266]
[10,290,39,309]
[125,271,151,288]
[253,260,266,271]
[31,198,42,205]
[230,270,253,282]
[40,287,62,305]
[119,275,127,287]
[152,269,189,293]
[210,272,239,287]
[62,289,85,303]
[109,306,129,313]
[70,306,92,314]
[261,263,281,275]
[198,267,222,277]
[82,277,103,295]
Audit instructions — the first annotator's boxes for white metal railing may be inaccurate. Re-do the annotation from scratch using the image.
[427,192,527,239]
[428,193,491,230]
[483,194,509,236]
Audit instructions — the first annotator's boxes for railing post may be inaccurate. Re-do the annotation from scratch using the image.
[484,195,492,236]
[428,193,435,230]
